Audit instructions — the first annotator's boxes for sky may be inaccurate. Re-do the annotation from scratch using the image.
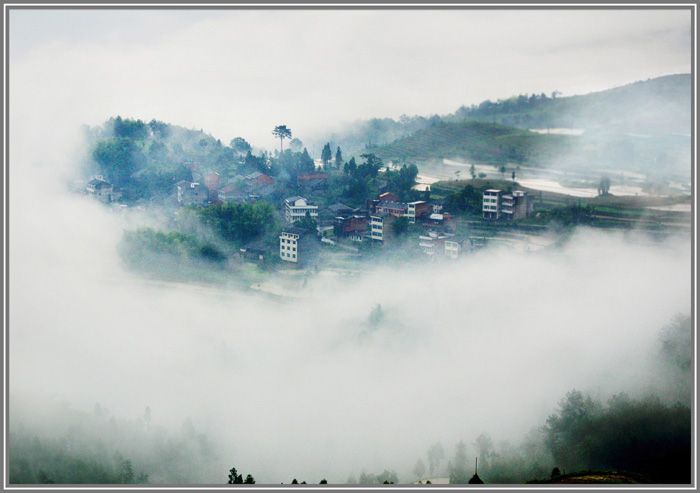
[8,6,693,153]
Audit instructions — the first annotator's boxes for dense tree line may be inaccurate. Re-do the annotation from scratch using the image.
[120,228,227,266]
[84,116,270,202]
[543,390,690,483]
[9,395,224,484]
[195,201,277,246]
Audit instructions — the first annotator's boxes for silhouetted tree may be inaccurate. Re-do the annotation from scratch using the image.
[228,467,243,484]
[272,125,292,153]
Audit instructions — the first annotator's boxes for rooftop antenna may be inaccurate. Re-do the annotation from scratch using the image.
[469,457,484,484]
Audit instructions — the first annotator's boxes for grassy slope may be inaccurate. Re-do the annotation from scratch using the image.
[370,121,573,166]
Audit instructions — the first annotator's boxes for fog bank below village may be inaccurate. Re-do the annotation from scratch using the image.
[9,182,691,482]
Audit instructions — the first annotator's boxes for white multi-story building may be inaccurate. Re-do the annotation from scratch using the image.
[482,189,502,220]
[279,229,302,263]
[279,227,319,265]
[369,212,389,241]
[284,196,319,224]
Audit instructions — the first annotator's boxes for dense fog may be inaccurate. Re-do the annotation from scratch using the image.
[9,163,691,482]
[7,8,693,485]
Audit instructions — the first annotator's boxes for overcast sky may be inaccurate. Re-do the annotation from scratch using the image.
[9,7,693,154]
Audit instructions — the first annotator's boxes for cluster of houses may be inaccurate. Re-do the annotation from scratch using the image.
[82,164,533,268]
[276,188,535,266]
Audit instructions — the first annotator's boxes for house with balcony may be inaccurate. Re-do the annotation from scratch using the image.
[500,190,534,220]
[482,189,502,219]
[284,196,319,224]
[483,189,533,220]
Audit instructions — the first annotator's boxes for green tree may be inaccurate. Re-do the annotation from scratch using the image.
[294,210,318,233]
[392,216,410,236]
[470,163,476,179]
[300,148,315,174]
[272,125,292,153]
[343,157,357,175]
[289,138,303,153]
[598,175,611,195]
[92,137,146,186]
[319,479,328,484]
[244,474,255,484]
[335,146,343,168]
[474,433,494,468]
[230,137,252,154]
[197,201,276,246]
[448,440,469,484]
[111,116,149,140]
[321,142,332,169]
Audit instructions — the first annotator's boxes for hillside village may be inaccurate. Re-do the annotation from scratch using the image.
[76,111,691,281]
[82,155,542,269]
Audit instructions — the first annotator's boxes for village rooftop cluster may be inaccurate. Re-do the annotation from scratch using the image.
[83,157,535,269]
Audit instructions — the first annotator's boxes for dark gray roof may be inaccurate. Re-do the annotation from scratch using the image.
[282,227,311,236]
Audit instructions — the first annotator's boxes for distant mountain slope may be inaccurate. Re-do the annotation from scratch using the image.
[450,73,691,135]
[364,74,691,177]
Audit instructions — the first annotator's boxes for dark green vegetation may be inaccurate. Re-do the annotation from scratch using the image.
[9,395,223,484]
[371,121,573,166]
[83,116,274,203]
[542,391,690,484]
[194,201,277,246]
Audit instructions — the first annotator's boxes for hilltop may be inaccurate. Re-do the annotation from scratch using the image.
[450,73,691,135]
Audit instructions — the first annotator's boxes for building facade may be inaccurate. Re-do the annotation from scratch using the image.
[279,227,319,266]
[177,181,209,205]
[482,189,501,219]
[284,196,319,224]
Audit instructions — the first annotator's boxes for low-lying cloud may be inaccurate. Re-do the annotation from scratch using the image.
[9,182,691,482]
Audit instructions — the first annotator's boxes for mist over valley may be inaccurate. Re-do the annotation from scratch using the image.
[7,7,693,486]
